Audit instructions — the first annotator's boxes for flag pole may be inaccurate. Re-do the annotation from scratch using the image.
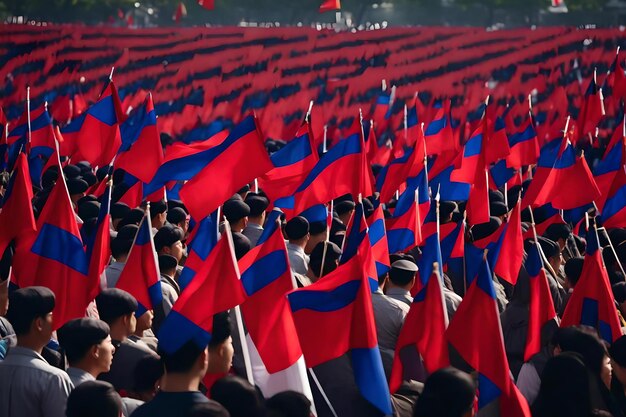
[322,125,328,153]
[308,368,339,417]
[306,100,314,123]
[26,86,32,145]
[598,225,626,280]
[528,205,559,279]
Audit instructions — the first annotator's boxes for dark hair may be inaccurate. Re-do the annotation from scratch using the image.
[133,355,164,393]
[544,223,572,242]
[266,391,311,417]
[532,353,591,417]
[308,241,341,278]
[413,367,475,417]
[560,329,608,377]
[66,381,122,417]
[159,340,205,374]
[210,376,265,417]
[564,257,584,287]
[209,312,232,349]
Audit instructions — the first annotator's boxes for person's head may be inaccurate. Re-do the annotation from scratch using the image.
[388,259,418,291]
[134,310,153,336]
[537,236,563,274]
[110,202,131,231]
[65,380,122,417]
[335,200,355,226]
[305,221,327,254]
[154,225,185,262]
[110,224,138,262]
[208,312,234,374]
[533,352,591,417]
[166,207,190,237]
[544,223,572,251]
[149,200,168,229]
[558,326,612,388]
[130,355,163,402]
[77,200,101,222]
[609,335,626,388]
[67,177,89,206]
[159,340,208,381]
[57,318,114,376]
[564,257,584,291]
[266,391,312,417]
[613,282,626,317]
[470,217,501,242]
[285,217,310,247]
[210,375,265,417]
[95,288,138,341]
[489,201,508,222]
[231,232,251,261]
[158,254,179,278]
[439,201,458,224]
[223,199,250,233]
[6,286,55,352]
[188,402,231,417]
[245,194,269,225]
[307,241,342,281]
[413,367,476,417]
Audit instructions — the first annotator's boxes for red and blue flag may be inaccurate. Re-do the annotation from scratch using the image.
[178,210,219,290]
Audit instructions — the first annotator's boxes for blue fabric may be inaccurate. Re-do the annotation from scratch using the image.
[351,347,393,415]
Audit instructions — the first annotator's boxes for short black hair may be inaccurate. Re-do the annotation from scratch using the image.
[209,312,232,349]
[66,381,122,417]
[544,223,572,242]
[308,241,341,278]
[133,355,164,393]
[413,367,476,417]
[266,391,312,417]
[564,257,584,287]
[159,340,206,374]
[210,376,265,417]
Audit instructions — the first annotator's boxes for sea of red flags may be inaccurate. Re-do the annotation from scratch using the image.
[2,24,626,416]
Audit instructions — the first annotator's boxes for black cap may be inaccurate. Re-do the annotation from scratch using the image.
[42,168,58,189]
[77,194,98,206]
[489,201,508,217]
[232,232,251,260]
[96,288,138,323]
[63,164,82,179]
[76,161,92,173]
[111,224,138,258]
[544,223,572,242]
[564,257,584,286]
[110,202,131,220]
[78,201,101,222]
[335,200,356,216]
[7,286,55,335]
[82,172,97,187]
[96,166,111,182]
[149,200,167,218]
[489,189,504,203]
[362,198,375,218]
[67,178,89,195]
[166,207,189,225]
[309,241,342,278]
[285,216,309,240]
[224,199,250,223]
[309,221,327,236]
[167,199,188,213]
[245,194,269,217]
[154,225,184,252]
[158,254,178,272]
[117,208,145,229]
[471,217,502,241]
[58,318,110,362]
[66,381,122,417]
[389,259,418,286]
[116,224,139,240]
[537,236,560,259]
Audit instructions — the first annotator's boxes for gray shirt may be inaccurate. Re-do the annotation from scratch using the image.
[243,223,264,247]
[371,288,408,379]
[386,287,412,307]
[67,366,95,387]
[105,261,125,288]
[287,242,309,276]
[0,346,73,417]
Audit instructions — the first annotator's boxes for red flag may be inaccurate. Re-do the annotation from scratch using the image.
[319,0,340,12]
[0,153,36,255]
[198,0,214,10]
[577,73,605,139]
[493,201,523,285]
[173,2,187,22]
[85,182,112,301]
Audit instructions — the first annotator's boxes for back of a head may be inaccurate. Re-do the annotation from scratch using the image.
[266,391,311,417]
[7,286,55,336]
[158,339,205,375]
[308,241,341,278]
[210,375,265,417]
[66,381,122,417]
[188,402,231,417]
[559,328,607,377]
[533,352,591,417]
[413,367,475,417]
[564,257,584,286]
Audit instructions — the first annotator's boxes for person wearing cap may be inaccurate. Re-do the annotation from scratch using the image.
[149,200,168,231]
[371,263,409,380]
[57,318,115,387]
[413,367,476,417]
[285,216,310,277]
[152,255,181,334]
[335,200,355,227]
[306,241,342,285]
[305,221,327,255]
[67,177,90,207]
[0,287,73,417]
[106,224,139,288]
[96,289,158,393]
[167,207,190,239]
[243,194,269,246]
[66,380,123,417]
[111,202,131,231]
[130,308,157,353]
[489,201,509,222]
[154,225,185,263]
[386,259,418,307]
[223,198,250,233]
[544,223,578,261]
[537,236,567,314]
[130,314,230,417]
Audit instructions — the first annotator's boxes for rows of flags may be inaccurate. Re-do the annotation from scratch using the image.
[1,26,626,417]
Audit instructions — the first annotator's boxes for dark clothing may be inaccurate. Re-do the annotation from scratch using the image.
[130,391,213,417]
[500,302,528,379]
[98,339,158,392]
[611,376,626,417]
